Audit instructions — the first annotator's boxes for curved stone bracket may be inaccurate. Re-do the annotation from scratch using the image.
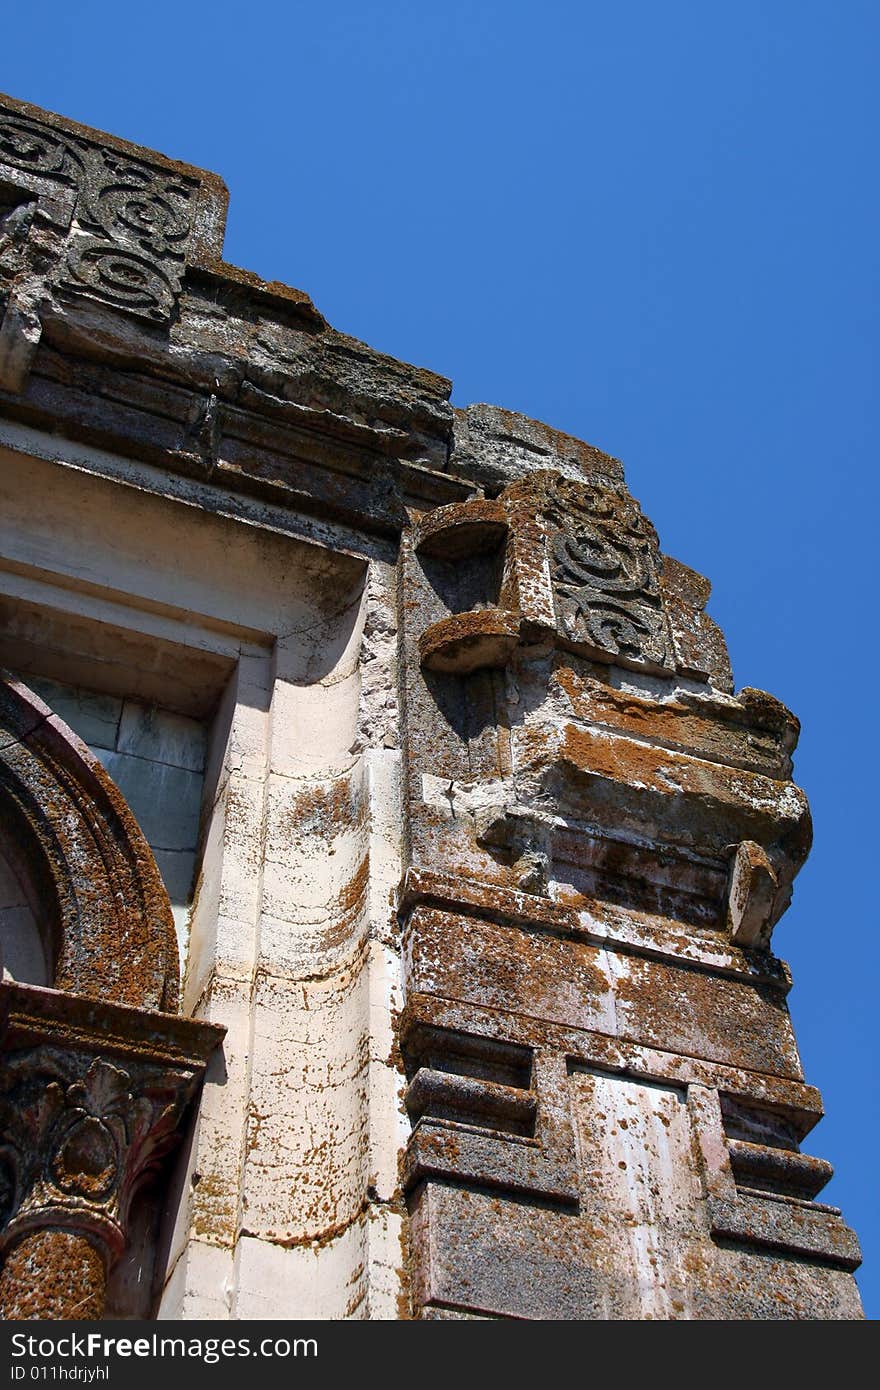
[411,472,733,689]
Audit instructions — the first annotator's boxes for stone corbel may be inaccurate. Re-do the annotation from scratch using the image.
[726,840,778,948]
[0,982,223,1320]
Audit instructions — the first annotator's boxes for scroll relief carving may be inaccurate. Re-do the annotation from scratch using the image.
[0,1048,193,1259]
[546,478,674,670]
[0,110,197,321]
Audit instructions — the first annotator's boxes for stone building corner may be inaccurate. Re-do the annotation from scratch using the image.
[0,93,863,1320]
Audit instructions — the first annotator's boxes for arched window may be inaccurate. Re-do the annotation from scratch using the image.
[0,833,51,986]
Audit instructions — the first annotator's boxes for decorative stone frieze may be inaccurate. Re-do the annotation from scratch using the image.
[0,97,224,324]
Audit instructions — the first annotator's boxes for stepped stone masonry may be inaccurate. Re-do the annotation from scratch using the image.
[0,93,863,1319]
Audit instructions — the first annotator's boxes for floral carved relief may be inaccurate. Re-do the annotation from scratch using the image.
[0,1048,193,1261]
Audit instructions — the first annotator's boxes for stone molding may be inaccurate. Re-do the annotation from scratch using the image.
[0,674,179,1011]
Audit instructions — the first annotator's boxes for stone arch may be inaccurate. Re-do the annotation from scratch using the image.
[0,674,179,1012]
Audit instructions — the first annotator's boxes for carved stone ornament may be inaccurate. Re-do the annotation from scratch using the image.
[0,983,224,1320]
[0,103,204,321]
[544,476,674,670]
[0,1048,191,1260]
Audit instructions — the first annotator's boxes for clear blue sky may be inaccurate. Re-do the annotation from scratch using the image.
[4,1,877,1318]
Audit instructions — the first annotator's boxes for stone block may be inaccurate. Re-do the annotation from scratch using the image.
[152,848,197,906]
[234,1224,368,1320]
[608,950,802,1078]
[158,1240,233,1321]
[409,1183,607,1319]
[28,674,121,749]
[94,749,204,852]
[118,700,207,772]
[239,961,370,1244]
[268,674,361,779]
[404,906,615,1035]
[366,1206,407,1320]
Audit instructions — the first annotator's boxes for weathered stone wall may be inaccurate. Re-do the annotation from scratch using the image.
[0,93,863,1319]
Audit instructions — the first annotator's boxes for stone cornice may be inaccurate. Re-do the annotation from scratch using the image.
[0,982,225,1072]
